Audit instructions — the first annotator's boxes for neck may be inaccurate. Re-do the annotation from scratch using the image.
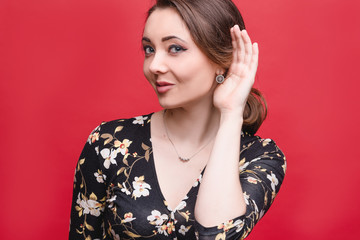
[164,98,220,146]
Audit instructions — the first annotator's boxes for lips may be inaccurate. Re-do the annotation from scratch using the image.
[155,81,174,94]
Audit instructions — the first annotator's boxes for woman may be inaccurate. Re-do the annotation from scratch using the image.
[69,0,286,239]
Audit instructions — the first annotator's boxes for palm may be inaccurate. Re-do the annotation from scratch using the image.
[213,25,259,115]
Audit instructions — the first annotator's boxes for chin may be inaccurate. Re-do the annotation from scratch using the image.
[156,96,183,109]
[156,89,213,110]
[157,100,179,110]
[157,98,205,110]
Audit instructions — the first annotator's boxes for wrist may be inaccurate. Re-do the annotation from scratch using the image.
[220,109,244,122]
[219,111,244,127]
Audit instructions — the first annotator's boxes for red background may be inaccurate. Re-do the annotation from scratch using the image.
[1,0,360,239]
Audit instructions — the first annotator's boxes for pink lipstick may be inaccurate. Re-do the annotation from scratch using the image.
[156,81,174,94]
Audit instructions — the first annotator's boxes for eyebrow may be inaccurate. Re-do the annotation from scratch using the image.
[142,36,187,43]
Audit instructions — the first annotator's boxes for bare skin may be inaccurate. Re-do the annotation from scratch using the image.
[143,8,259,227]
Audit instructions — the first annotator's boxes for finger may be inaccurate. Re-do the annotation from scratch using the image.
[249,42,259,77]
[241,30,253,66]
[230,27,238,64]
[235,25,245,64]
[229,26,241,75]
[249,43,259,81]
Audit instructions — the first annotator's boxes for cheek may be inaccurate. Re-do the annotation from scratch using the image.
[183,62,216,87]
[174,57,215,83]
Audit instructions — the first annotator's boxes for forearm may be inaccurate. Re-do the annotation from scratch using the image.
[195,113,246,227]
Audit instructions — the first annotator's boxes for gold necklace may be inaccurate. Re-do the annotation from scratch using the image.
[163,110,213,162]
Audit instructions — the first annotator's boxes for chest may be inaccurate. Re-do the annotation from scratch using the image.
[104,148,201,239]
[151,139,209,210]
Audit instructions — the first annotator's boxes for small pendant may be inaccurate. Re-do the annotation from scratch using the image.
[179,156,190,161]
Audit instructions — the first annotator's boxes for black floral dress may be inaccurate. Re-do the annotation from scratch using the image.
[69,113,286,240]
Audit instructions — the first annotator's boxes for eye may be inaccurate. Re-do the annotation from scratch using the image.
[143,45,154,56]
[169,44,187,54]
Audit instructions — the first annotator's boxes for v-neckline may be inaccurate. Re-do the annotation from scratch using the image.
[146,112,206,212]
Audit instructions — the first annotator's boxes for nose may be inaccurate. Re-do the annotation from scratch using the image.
[148,52,168,74]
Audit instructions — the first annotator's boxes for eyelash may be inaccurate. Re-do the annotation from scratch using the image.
[143,46,154,56]
[169,44,187,54]
[143,44,187,57]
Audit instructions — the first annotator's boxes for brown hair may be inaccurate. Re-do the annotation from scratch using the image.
[147,0,267,134]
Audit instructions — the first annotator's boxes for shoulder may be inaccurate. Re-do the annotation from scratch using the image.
[240,132,287,173]
[91,113,153,136]
[84,113,153,172]
[241,132,284,157]
[85,113,153,149]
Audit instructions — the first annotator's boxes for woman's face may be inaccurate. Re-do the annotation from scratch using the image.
[142,8,219,109]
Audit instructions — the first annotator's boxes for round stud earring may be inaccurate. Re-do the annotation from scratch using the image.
[216,74,225,84]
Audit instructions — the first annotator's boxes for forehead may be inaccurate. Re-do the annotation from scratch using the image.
[143,8,191,39]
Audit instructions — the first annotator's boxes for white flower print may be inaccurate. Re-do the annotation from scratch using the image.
[218,220,236,232]
[154,221,175,236]
[132,176,151,199]
[239,161,250,172]
[193,174,202,187]
[267,172,279,192]
[262,138,272,147]
[240,157,263,171]
[246,176,258,184]
[69,118,286,238]
[84,200,102,216]
[100,148,118,169]
[94,170,106,183]
[121,182,131,195]
[171,212,178,224]
[123,212,136,223]
[167,203,173,212]
[156,224,169,236]
[282,160,287,174]
[114,139,132,156]
[147,210,169,225]
[174,200,186,211]
[87,126,100,144]
[243,192,250,205]
[107,195,117,209]
[178,225,189,235]
[132,116,148,125]
[234,219,245,232]
[76,193,103,217]
[167,221,175,235]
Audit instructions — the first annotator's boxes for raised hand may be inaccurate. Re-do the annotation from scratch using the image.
[213,25,259,117]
